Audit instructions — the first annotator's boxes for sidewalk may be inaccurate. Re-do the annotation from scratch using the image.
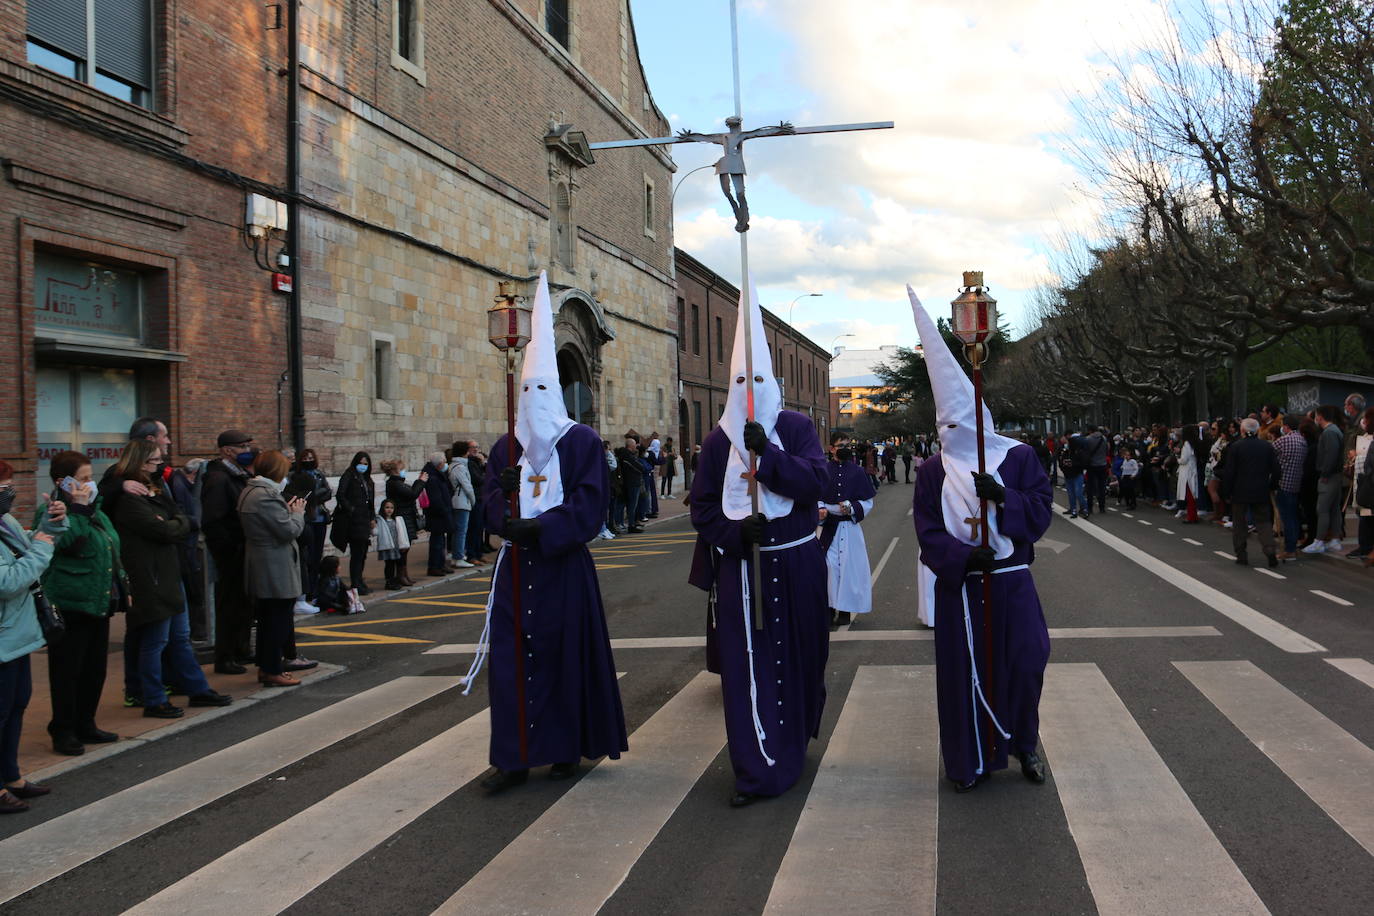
[19,499,693,781]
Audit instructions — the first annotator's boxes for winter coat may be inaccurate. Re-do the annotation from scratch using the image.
[0,512,63,663]
[1220,436,1281,505]
[200,458,250,558]
[238,477,306,599]
[385,474,424,540]
[34,494,122,619]
[334,469,376,539]
[420,462,455,534]
[115,489,191,628]
[449,459,476,511]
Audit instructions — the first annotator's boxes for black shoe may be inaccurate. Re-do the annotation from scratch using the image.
[1016,750,1046,784]
[1061,509,1074,515]
[77,727,118,744]
[834,611,852,626]
[283,657,319,672]
[355,584,372,595]
[426,568,448,577]
[189,691,233,708]
[143,703,184,719]
[214,662,247,676]
[1068,512,1077,518]
[6,780,51,799]
[729,791,761,808]
[953,773,990,794]
[1267,553,1280,569]
[1080,513,1091,520]
[52,734,85,756]
[628,526,645,533]
[480,768,529,794]
[1234,555,1248,566]
[549,762,578,780]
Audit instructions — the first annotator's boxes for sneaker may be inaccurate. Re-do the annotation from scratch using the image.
[1223,520,1234,529]
[293,597,319,615]
[1301,540,1327,554]
[453,559,475,568]
[283,656,319,672]
[1326,539,1343,551]
[123,693,143,708]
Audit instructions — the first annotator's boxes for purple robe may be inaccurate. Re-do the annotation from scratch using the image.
[819,458,877,551]
[483,424,628,770]
[688,410,830,796]
[912,444,1052,783]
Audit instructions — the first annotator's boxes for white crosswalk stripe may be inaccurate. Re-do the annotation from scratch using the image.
[1039,663,1267,915]
[0,676,461,905]
[8,658,1372,913]
[764,666,938,915]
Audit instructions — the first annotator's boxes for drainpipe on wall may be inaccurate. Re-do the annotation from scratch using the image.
[286,0,306,453]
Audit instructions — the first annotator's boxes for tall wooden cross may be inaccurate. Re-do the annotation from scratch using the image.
[590,1,894,629]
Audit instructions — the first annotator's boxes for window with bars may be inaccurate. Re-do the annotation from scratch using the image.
[545,0,570,49]
[26,0,153,108]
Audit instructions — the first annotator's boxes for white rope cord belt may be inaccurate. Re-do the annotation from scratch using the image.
[961,562,1028,775]
[461,541,509,695]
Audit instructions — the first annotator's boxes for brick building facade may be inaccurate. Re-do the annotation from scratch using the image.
[2,0,677,501]
[675,248,831,451]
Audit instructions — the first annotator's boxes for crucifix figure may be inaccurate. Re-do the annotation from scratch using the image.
[528,473,548,498]
[675,117,795,232]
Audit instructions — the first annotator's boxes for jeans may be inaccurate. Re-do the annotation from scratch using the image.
[0,655,32,783]
[451,508,471,561]
[1066,473,1086,514]
[1275,490,1301,554]
[428,526,450,571]
[136,610,211,706]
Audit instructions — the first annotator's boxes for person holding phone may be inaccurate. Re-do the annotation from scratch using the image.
[238,450,308,687]
[0,458,67,812]
[34,452,126,756]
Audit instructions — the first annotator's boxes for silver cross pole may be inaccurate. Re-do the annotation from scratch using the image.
[592,0,893,629]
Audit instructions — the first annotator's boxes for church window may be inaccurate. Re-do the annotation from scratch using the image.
[643,176,656,238]
[545,0,570,50]
[391,0,426,84]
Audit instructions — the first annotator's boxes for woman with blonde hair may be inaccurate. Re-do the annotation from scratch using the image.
[239,450,307,687]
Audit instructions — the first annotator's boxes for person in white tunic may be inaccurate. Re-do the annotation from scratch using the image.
[820,446,876,628]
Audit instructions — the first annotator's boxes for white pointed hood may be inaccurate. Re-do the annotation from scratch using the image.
[718,279,791,519]
[515,271,575,475]
[908,285,1018,558]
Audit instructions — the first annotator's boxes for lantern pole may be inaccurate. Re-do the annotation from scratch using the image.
[491,283,529,766]
[953,271,998,769]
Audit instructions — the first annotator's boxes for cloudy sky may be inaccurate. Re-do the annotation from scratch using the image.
[627,0,1184,351]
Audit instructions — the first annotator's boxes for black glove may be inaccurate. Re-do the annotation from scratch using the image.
[972,472,1006,504]
[506,517,541,547]
[498,466,521,494]
[743,421,769,455]
[740,512,767,545]
[965,546,995,574]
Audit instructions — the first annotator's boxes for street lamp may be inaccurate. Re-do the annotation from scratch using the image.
[781,293,821,408]
[830,332,855,359]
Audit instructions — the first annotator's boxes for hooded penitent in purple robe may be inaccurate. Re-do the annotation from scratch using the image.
[480,425,628,770]
[820,456,877,615]
[913,444,1052,782]
[689,410,830,796]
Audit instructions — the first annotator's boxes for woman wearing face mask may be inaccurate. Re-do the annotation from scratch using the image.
[0,458,67,812]
[34,452,126,756]
[286,449,332,603]
[332,451,377,593]
[113,441,232,718]
[238,451,308,686]
[383,459,427,585]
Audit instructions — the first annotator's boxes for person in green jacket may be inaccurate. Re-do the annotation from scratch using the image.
[0,458,68,814]
[36,451,128,756]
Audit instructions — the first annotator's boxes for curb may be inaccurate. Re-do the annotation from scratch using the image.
[28,662,348,783]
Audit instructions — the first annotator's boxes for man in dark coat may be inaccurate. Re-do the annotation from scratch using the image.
[1221,417,1281,567]
[201,429,256,673]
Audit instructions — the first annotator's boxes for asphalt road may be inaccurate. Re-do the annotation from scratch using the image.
[1,479,1371,915]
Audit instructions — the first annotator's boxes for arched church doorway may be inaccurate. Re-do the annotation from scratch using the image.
[558,346,594,427]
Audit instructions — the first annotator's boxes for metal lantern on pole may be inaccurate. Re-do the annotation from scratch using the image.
[487,281,533,765]
[951,270,999,767]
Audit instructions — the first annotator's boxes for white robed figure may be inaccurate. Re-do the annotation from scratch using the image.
[819,445,877,625]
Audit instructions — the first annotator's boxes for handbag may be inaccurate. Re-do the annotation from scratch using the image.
[0,530,65,644]
[417,487,430,510]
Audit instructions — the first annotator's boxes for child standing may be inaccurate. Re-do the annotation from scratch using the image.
[1119,448,1140,510]
[375,499,410,590]
[314,556,348,614]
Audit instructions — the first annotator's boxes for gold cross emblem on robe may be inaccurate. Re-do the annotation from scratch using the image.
[527,474,548,497]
